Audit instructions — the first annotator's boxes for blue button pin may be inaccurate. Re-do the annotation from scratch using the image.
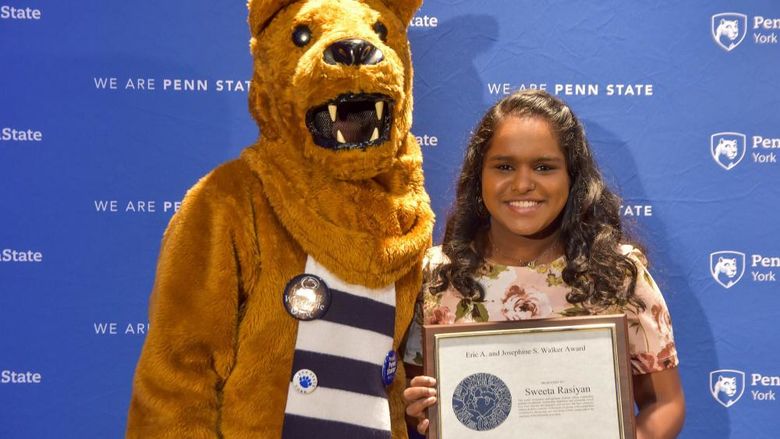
[382,350,398,386]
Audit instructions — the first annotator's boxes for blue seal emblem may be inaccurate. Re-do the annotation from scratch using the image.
[452,373,511,431]
[381,350,397,386]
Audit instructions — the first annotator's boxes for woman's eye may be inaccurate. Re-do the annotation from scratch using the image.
[496,164,513,171]
[535,164,553,172]
[292,25,313,47]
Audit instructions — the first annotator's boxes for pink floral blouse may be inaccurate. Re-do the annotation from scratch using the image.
[403,245,679,375]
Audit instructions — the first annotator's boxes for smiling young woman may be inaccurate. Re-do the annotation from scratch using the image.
[481,115,570,265]
[402,90,685,439]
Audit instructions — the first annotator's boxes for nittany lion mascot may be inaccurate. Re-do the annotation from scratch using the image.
[126,1,433,438]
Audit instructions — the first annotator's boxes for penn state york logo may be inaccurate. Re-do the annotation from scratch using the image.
[452,373,512,431]
[711,132,746,170]
[710,369,745,407]
[710,251,745,289]
[712,13,747,52]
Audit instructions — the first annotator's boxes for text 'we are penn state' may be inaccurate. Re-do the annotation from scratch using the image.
[488,83,654,97]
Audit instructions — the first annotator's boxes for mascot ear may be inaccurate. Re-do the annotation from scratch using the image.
[247,0,297,35]
[380,0,423,26]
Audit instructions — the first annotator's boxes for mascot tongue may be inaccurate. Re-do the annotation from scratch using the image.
[332,104,376,143]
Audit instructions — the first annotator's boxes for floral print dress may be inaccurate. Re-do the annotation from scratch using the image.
[403,245,678,375]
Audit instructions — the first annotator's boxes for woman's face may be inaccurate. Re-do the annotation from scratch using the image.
[480,115,570,239]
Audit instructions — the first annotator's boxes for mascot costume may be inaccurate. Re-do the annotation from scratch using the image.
[126,0,433,437]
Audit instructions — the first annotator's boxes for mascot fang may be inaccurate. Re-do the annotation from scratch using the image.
[126,0,433,438]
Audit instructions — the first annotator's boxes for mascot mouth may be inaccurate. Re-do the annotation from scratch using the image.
[306,93,393,150]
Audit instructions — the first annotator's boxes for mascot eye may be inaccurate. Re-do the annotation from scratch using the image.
[373,21,388,42]
[292,25,313,47]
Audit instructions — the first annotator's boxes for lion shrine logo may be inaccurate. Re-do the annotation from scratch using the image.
[711,132,746,170]
[710,251,746,289]
[710,369,746,407]
[712,13,748,51]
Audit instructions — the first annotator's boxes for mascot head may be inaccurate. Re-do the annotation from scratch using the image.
[247,0,422,181]
[244,0,432,287]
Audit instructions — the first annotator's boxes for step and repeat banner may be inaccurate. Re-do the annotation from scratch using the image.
[2,1,779,438]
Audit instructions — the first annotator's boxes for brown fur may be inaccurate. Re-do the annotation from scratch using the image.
[126,0,431,437]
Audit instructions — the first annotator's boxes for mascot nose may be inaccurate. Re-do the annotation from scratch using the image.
[324,39,384,66]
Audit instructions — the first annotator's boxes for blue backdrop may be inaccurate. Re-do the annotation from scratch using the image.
[2,1,779,438]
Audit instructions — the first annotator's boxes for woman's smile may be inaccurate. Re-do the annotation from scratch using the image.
[505,199,544,214]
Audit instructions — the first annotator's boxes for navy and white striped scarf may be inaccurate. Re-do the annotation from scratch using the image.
[282,257,397,438]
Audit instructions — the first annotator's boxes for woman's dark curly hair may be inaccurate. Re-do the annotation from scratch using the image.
[432,89,644,312]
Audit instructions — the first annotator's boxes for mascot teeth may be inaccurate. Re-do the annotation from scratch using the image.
[306,93,393,150]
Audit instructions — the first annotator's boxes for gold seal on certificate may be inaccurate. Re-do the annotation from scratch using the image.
[423,315,635,439]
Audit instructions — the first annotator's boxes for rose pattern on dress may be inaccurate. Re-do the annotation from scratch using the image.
[657,341,677,369]
[634,352,657,374]
[429,305,456,324]
[500,285,553,320]
[651,304,673,336]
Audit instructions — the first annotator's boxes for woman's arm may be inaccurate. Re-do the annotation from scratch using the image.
[633,367,686,439]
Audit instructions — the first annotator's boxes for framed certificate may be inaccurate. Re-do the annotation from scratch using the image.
[423,315,635,439]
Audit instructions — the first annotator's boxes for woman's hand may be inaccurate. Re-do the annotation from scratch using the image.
[403,375,438,435]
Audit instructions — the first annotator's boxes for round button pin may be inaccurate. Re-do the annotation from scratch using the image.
[283,274,332,321]
[382,350,398,386]
[292,369,318,394]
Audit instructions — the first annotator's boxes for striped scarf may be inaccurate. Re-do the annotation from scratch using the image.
[283,257,397,438]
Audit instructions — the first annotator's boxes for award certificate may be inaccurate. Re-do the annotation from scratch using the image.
[423,315,635,439]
